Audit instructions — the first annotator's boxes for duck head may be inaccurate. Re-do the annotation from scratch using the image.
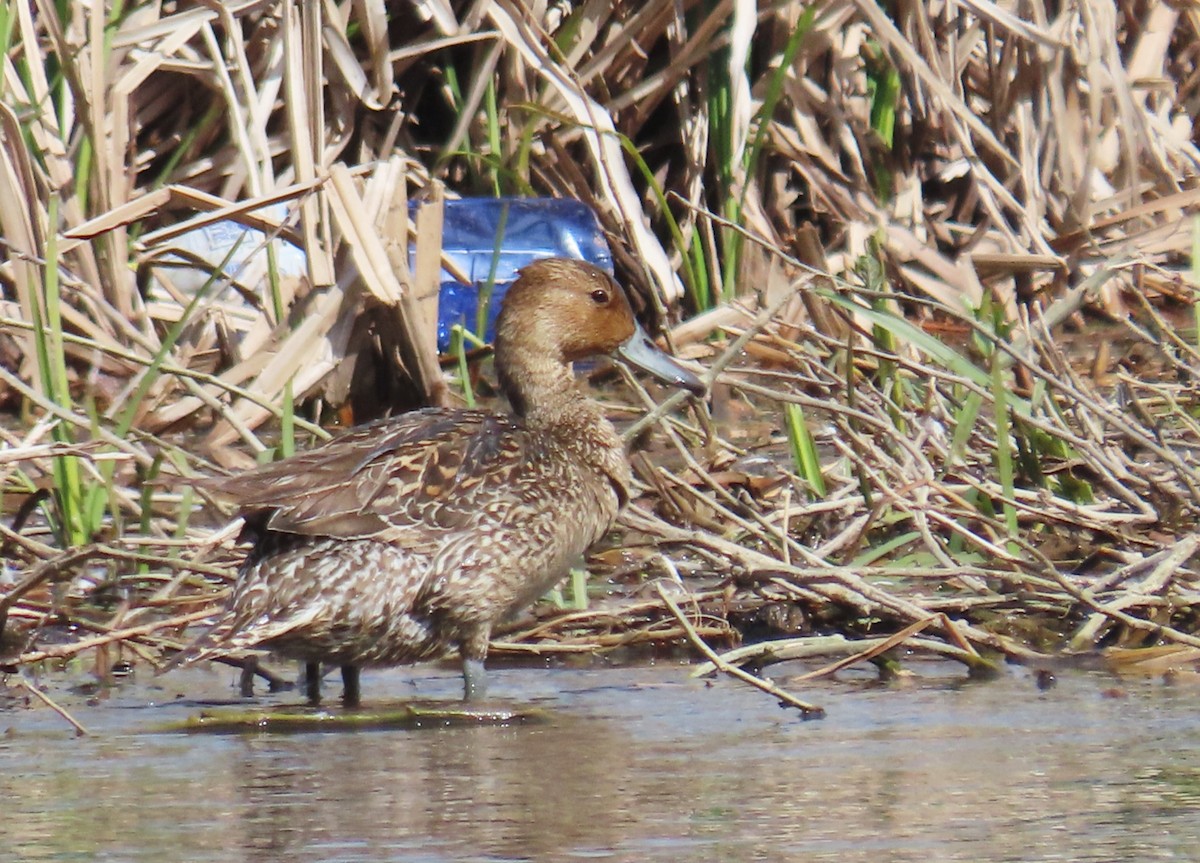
[494,258,704,416]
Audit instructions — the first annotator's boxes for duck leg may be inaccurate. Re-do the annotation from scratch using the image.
[463,658,487,702]
[238,656,258,698]
[461,630,490,702]
[304,661,321,705]
[341,665,361,707]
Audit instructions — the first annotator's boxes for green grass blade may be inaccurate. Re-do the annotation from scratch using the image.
[991,351,1019,545]
[450,325,477,408]
[35,195,86,545]
[112,235,247,440]
[742,7,815,183]
[485,80,502,196]
[279,378,295,460]
[948,390,984,467]
[615,133,704,308]
[818,288,1031,415]
[784,402,826,499]
[478,201,510,339]
[570,567,588,611]
[850,530,921,567]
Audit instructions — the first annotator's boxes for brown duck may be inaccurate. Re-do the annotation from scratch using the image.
[175,258,703,705]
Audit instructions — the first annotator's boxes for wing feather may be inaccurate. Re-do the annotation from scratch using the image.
[198,409,534,541]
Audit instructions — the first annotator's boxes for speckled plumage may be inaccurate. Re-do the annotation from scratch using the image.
[175,258,703,704]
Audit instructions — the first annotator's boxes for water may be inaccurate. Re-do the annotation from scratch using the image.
[2,662,1198,862]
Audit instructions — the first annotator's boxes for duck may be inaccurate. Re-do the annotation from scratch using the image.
[172,257,704,706]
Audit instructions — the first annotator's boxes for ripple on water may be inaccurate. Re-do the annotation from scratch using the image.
[2,663,1200,862]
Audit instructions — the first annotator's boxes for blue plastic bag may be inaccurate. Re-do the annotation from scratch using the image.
[427,198,613,350]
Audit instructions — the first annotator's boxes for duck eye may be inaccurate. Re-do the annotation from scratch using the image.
[590,289,609,304]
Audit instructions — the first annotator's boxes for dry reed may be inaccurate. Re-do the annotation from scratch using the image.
[2,1,1200,698]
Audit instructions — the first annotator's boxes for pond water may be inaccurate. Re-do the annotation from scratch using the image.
[2,660,1198,862]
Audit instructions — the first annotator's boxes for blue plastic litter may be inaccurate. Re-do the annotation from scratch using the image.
[151,197,612,353]
[423,198,613,351]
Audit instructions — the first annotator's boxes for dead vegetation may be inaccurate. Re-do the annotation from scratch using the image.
[3,1,1200,704]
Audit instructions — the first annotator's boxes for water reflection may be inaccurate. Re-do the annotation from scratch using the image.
[2,665,1200,862]
[230,714,630,861]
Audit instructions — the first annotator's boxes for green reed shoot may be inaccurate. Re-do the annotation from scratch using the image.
[1021,381,1092,503]
[449,324,483,408]
[863,40,900,202]
[441,64,513,196]
[484,79,503,197]
[820,289,996,394]
[707,38,737,301]
[0,7,14,87]
[570,567,589,611]
[854,245,911,425]
[498,103,706,308]
[279,378,296,460]
[82,236,246,543]
[547,567,590,611]
[32,197,86,545]
[616,133,706,308]
[477,202,510,340]
[784,402,826,499]
[741,8,815,196]
[850,530,921,567]
[990,348,1019,546]
[264,231,285,326]
[948,390,984,468]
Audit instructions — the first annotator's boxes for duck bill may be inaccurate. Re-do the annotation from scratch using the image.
[616,324,706,396]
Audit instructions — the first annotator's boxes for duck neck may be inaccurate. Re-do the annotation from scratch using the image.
[498,353,594,430]
[497,349,632,504]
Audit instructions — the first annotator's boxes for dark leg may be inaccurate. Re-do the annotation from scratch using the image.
[238,656,258,698]
[305,661,321,705]
[214,657,293,693]
[263,665,294,693]
[341,665,361,707]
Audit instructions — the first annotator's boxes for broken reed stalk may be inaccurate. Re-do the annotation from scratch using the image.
[689,634,985,678]
[656,582,825,718]
[3,2,1200,696]
[17,677,90,736]
[13,608,216,666]
[788,615,939,683]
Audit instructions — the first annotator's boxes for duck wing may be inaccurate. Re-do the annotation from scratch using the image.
[199,408,531,546]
